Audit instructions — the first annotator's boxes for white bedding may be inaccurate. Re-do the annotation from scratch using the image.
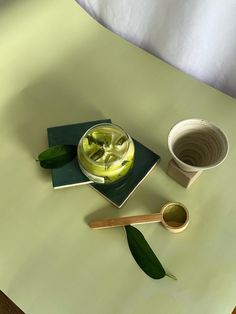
[76,0,236,98]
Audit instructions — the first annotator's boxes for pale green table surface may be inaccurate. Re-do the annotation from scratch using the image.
[0,1,236,313]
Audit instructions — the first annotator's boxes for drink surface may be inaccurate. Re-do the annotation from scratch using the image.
[78,124,135,184]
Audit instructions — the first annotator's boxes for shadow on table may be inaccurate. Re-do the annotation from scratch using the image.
[0,0,19,11]
[2,76,104,157]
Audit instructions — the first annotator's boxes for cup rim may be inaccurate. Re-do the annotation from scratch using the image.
[168,118,229,171]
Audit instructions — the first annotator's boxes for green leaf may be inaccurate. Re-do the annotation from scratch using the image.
[125,225,176,280]
[37,145,77,169]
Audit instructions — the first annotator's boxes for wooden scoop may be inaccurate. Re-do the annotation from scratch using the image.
[89,202,189,233]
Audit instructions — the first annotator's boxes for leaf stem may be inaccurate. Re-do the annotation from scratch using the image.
[166,272,177,280]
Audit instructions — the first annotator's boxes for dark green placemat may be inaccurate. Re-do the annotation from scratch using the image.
[91,139,160,207]
[47,120,160,207]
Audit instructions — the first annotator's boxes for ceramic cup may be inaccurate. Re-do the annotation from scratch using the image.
[168,119,229,172]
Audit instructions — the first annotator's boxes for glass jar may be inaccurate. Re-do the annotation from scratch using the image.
[78,123,135,184]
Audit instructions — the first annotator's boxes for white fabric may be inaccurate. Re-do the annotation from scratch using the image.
[76,0,236,98]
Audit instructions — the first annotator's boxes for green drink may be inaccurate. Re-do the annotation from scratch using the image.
[78,123,135,184]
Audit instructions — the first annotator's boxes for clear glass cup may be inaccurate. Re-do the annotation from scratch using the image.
[78,123,135,184]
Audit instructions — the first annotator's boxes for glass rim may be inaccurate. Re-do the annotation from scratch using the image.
[78,122,134,167]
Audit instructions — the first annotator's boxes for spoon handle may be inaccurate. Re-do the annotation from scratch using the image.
[89,213,163,229]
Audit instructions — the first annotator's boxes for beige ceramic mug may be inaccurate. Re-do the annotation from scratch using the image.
[168,119,229,172]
